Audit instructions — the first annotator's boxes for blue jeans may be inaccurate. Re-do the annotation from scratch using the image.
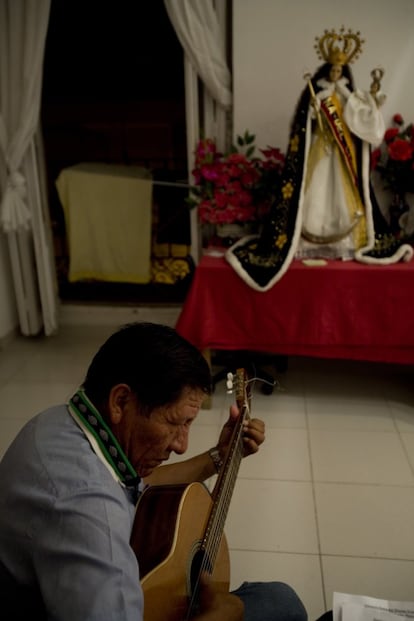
[232,581,308,620]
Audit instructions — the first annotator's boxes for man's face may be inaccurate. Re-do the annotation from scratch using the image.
[111,386,205,478]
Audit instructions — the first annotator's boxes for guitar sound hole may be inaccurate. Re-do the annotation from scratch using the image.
[187,548,212,615]
[190,548,212,590]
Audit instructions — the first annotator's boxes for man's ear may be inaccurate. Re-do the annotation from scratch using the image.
[108,384,131,425]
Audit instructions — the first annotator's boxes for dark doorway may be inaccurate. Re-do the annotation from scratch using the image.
[41,0,193,305]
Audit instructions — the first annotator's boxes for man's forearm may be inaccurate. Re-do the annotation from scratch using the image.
[144,450,218,486]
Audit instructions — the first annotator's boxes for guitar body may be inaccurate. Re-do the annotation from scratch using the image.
[130,482,230,621]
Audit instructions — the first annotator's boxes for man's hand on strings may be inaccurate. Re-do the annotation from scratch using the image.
[216,404,265,460]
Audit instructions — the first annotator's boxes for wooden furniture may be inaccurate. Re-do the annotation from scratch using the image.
[176,254,414,366]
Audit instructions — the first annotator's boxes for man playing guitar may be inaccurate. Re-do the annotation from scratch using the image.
[0,322,307,621]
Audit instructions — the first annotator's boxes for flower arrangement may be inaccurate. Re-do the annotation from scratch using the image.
[189,131,285,225]
[371,113,414,196]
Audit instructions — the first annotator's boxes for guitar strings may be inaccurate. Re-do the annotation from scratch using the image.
[189,449,241,617]
[188,374,251,617]
[210,391,251,563]
[197,396,250,585]
[206,438,242,563]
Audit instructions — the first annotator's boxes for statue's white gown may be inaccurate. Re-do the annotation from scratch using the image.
[296,77,385,260]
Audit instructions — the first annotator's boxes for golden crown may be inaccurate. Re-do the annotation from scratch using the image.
[314,27,364,66]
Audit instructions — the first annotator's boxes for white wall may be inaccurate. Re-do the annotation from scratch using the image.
[0,235,18,342]
[233,0,414,154]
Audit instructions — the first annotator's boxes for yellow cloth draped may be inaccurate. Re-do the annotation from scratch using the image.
[56,163,153,284]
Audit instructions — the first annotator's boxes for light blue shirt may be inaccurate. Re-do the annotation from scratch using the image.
[0,405,144,620]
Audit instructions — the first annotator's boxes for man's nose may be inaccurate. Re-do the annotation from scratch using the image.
[170,427,189,454]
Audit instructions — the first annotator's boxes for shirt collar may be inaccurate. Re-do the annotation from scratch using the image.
[68,388,141,494]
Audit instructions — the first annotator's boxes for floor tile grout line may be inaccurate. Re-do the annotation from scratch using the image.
[387,395,414,479]
[227,548,414,562]
[304,389,328,614]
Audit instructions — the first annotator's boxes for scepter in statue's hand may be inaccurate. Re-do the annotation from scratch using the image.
[304,71,331,153]
[304,71,324,134]
[370,67,385,106]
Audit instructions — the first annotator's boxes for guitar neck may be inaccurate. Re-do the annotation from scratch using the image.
[200,369,250,562]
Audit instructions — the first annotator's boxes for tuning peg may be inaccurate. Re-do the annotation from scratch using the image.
[226,372,234,393]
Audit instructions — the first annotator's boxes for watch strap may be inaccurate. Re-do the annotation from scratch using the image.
[208,447,224,473]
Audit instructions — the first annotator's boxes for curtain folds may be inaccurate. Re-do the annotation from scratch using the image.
[0,0,58,335]
[0,0,50,231]
[164,0,232,261]
[163,0,232,110]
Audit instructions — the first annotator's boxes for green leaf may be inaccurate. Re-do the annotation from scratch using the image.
[245,133,255,145]
[185,197,197,210]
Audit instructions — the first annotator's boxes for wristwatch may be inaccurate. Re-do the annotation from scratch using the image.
[208,447,224,473]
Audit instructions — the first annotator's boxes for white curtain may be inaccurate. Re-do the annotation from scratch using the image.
[164,0,232,260]
[164,0,232,110]
[0,0,58,336]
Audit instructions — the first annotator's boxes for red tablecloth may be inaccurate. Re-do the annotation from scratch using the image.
[176,255,414,365]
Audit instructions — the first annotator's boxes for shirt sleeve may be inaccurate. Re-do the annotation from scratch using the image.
[33,485,143,621]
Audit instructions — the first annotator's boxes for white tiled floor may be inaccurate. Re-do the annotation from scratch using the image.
[1,308,413,620]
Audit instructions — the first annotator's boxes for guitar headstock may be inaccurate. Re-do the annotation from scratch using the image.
[226,368,251,414]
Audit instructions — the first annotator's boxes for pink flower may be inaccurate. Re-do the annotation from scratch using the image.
[200,163,220,182]
[195,138,217,160]
[191,133,285,225]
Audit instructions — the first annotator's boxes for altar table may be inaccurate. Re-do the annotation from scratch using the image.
[175,254,414,365]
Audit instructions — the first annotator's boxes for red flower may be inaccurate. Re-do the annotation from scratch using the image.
[372,115,414,196]
[370,148,381,171]
[241,170,258,186]
[388,139,413,162]
[260,147,285,163]
[238,190,253,207]
[227,163,243,179]
[198,201,216,224]
[228,180,243,194]
[384,128,399,143]
[192,169,202,185]
[214,190,228,209]
[227,153,248,164]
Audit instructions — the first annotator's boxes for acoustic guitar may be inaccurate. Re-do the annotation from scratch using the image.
[130,368,251,621]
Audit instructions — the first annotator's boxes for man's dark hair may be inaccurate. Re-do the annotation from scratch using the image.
[83,322,211,415]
